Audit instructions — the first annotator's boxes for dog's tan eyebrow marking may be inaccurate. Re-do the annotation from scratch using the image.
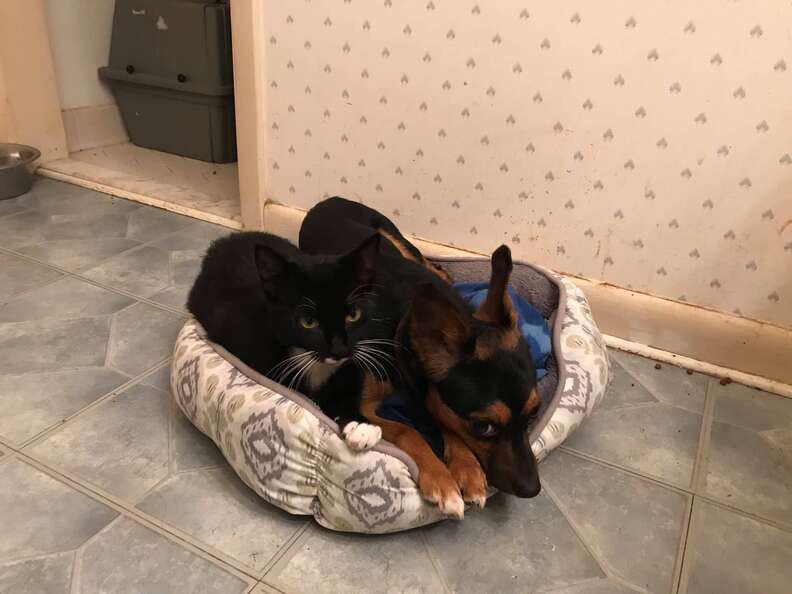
[471,401,512,425]
[522,389,540,416]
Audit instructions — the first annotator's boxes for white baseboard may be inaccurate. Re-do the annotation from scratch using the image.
[262,200,792,394]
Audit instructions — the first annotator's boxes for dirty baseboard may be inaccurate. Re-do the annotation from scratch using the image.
[262,201,792,396]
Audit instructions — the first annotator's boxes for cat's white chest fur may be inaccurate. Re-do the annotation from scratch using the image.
[290,347,346,390]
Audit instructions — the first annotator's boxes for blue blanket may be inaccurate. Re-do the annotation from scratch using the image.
[453,282,551,379]
[376,284,552,456]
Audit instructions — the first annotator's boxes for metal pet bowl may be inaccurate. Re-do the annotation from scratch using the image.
[0,143,41,200]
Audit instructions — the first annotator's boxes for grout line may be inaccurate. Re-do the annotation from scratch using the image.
[68,547,82,594]
[0,272,66,307]
[0,245,189,319]
[556,446,792,534]
[258,522,312,581]
[19,358,168,450]
[16,453,259,582]
[541,481,646,592]
[418,529,453,594]
[557,447,692,496]
[671,495,695,594]
[690,379,716,493]
[675,498,699,594]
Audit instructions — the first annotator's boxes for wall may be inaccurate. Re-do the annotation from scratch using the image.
[45,0,126,152]
[0,0,68,161]
[259,1,792,329]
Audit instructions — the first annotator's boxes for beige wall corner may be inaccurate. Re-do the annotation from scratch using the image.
[230,0,267,230]
[0,0,67,161]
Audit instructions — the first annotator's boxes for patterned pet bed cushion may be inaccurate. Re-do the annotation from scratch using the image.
[171,257,610,534]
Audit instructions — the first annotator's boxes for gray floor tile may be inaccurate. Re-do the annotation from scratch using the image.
[76,517,250,594]
[17,237,141,273]
[564,401,702,487]
[0,317,111,375]
[107,302,184,376]
[703,382,792,524]
[0,252,62,302]
[42,212,131,241]
[0,199,26,219]
[423,491,604,594]
[0,367,128,445]
[681,500,792,594]
[138,466,305,571]
[150,220,230,252]
[273,527,445,594]
[0,459,118,560]
[0,210,54,249]
[141,364,171,392]
[150,284,190,311]
[126,207,195,243]
[611,351,707,414]
[0,552,75,594]
[170,402,225,471]
[0,553,74,594]
[0,277,134,323]
[82,245,172,298]
[26,384,170,501]
[597,358,659,412]
[543,578,643,594]
[15,179,140,215]
[710,381,792,432]
[542,451,688,594]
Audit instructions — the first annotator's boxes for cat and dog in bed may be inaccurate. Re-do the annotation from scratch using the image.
[188,197,544,518]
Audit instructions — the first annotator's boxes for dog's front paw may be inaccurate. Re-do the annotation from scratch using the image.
[448,456,488,509]
[419,467,465,519]
[342,421,382,451]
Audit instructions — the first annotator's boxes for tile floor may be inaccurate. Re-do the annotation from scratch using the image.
[0,178,791,593]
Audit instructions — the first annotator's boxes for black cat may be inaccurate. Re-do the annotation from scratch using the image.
[187,231,395,446]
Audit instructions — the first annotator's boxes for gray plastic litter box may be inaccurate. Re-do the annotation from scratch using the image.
[99,0,236,163]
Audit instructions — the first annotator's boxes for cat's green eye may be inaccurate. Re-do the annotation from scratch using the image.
[345,307,362,323]
[299,316,319,329]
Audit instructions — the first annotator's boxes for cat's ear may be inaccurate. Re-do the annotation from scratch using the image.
[254,244,289,283]
[344,232,381,282]
[408,283,472,380]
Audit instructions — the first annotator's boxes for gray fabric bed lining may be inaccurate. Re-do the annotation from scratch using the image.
[191,256,567,479]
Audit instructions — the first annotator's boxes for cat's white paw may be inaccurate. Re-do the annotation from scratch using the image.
[342,422,382,451]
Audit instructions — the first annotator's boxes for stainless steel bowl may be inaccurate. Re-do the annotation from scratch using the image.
[0,143,41,200]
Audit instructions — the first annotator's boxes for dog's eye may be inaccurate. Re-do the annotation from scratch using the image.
[299,316,319,329]
[472,420,498,439]
[345,307,363,323]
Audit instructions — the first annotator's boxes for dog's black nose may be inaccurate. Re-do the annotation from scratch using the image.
[513,474,541,498]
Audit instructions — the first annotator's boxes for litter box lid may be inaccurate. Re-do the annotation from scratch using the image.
[101,0,233,97]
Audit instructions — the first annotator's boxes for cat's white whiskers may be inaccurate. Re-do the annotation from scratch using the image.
[354,349,388,384]
[288,355,318,391]
[268,350,315,381]
[357,345,402,382]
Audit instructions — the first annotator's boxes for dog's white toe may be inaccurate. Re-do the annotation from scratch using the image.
[342,422,382,451]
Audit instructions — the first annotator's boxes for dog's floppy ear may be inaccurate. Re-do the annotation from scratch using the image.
[474,244,516,329]
[408,283,472,380]
[343,232,381,284]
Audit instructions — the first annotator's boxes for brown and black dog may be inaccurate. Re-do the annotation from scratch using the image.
[299,197,541,517]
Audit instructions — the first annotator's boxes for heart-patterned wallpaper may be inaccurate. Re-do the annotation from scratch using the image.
[261,1,792,328]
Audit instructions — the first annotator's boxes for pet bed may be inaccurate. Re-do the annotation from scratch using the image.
[171,257,610,534]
